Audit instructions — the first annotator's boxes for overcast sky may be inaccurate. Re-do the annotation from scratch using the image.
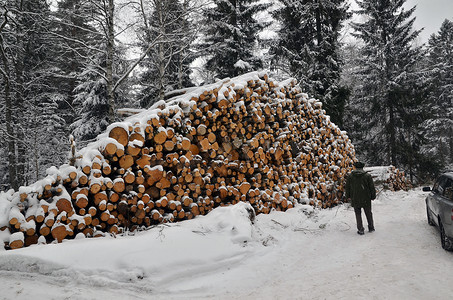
[350,0,453,44]
[405,0,453,43]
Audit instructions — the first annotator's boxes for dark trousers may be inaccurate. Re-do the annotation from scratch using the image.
[354,206,374,232]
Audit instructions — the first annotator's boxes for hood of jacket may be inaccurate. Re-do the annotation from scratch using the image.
[351,169,367,176]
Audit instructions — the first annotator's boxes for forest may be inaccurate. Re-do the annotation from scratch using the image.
[0,0,452,192]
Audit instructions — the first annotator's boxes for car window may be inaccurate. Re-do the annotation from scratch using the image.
[433,176,447,194]
[443,179,453,201]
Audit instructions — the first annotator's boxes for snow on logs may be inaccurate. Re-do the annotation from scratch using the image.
[0,72,355,249]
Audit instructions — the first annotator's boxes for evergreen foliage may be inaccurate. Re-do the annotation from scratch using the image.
[52,0,98,130]
[271,0,350,126]
[0,0,68,187]
[422,19,453,170]
[53,0,108,143]
[200,0,269,81]
[56,0,128,143]
[138,0,195,108]
[347,0,425,178]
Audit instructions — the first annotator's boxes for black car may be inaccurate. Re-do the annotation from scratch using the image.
[423,171,453,251]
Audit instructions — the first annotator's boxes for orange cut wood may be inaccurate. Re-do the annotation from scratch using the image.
[109,126,129,147]
[100,211,110,222]
[75,195,89,209]
[239,182,251,195]
[154,130,167,145]
[136,154,151,169]
[200,138,210,152]
[164,140,175,151]
[129,132,145,144]
[78,174,88,185]
[156,177,171,189]
[9,239,24,250]
[104,143,117,156]
[94,192,108,205]
[119,155,134,169]
[39,225,50,236]
[207,132,216,143]
[56,198,73,214]
[189,144,200,155]
[51,224,68,243]
[127,146,141,156]
[90,182,101,194]
[146,167,163,186]
[181,139,191,151]
[124,171,135,184]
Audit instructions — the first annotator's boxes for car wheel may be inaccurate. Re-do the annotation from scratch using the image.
[440,221,453,251]
[427,206,434,226]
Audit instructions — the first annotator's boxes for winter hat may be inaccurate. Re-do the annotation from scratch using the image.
[354,161,365,168]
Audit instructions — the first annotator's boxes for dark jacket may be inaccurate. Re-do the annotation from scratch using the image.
[345,169,376,208]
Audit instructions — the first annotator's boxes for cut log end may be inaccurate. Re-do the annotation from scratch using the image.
[109,127,129,147]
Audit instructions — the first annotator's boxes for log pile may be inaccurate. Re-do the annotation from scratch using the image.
[365,166,412,192]
[384,167,412,191]
[0,72,356,250]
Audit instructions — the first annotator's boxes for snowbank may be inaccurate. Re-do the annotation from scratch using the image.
[1,189,453,299]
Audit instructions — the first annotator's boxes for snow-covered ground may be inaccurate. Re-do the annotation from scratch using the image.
[1,188,452,300]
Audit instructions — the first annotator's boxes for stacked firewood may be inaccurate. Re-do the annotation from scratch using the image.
[365,166,412,192]
[384,166,412,191]
[0,72,356,250]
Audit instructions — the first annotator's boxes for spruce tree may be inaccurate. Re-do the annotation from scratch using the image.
[57,0,130,143]
[271,0,350,126]
[201,0,269,81]
[423,19,453,169]
[52,0,97,130]
[349,0,423,170]
[0,0,68,186]
[21,0,69,183]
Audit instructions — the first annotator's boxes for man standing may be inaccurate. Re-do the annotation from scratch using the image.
[345,161,376,235]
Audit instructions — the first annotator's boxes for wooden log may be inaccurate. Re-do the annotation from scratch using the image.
[104,142,118,156]
[113,178,126,193]
[181,138,191,151]
[109,126,129,147]
[9,232,24,249]
[136,154,151,169]
[124,170,136,184]
[154,130,167,145]
[51,223,68,243]
[146,167,164,186]
[119,155,134,170]
[56,197,73,214]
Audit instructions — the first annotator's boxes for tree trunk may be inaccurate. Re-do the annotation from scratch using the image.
[14,2,26,187]
[449,127,453,164]
[388,96,397,166]
[106,0,115,123]
[158,0,165,102]
[315,0,323,45]
[0,9,18,189]
[0,47,17,190]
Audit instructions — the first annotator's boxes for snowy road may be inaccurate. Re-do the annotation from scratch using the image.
[1,189,452,300]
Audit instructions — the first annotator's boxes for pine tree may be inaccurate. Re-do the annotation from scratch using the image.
[0,0,68,187]
[349,0,423,170]
[52,0,97,130]
[71,62,111,142]
[201,0,269,81]
[138,0,195,108]
[423,19,453,169]
[271,0,350,126]
[56,0,130,143]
